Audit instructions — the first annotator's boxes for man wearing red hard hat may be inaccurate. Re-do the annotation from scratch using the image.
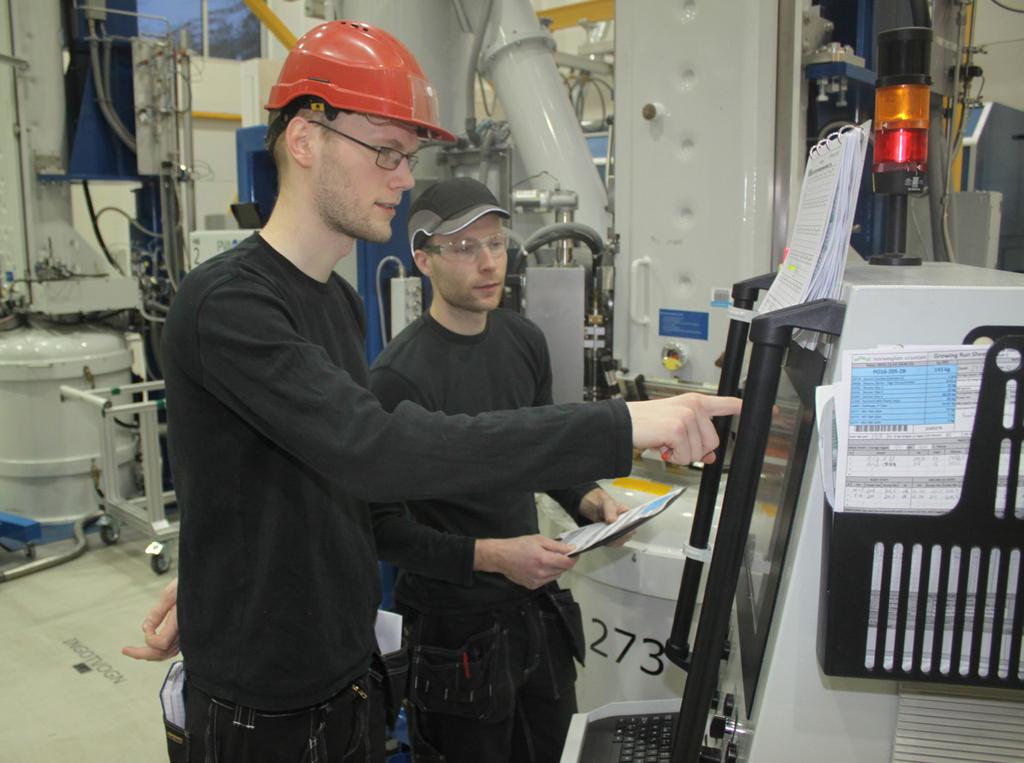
[126,21,739,762]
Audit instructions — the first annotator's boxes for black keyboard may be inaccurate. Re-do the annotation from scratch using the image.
[578,712,677,762]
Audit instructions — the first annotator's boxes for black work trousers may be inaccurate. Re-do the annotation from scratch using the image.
[180,675,386,763]
[400,586,585,763]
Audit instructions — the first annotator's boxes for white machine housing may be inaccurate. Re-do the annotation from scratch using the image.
[725,263,1024,762]
[613,0,784,384]
[560,263,1024,762]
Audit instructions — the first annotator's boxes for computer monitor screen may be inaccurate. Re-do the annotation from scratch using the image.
[735,341,827,716]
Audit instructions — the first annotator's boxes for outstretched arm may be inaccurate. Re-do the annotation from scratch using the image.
[122,578,180,661]
[628,393,741,465]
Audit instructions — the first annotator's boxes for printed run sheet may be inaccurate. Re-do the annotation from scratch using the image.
[835,346,989,515]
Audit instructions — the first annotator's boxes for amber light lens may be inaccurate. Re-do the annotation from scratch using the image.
[875,84,930,130]
[873,128,928,173]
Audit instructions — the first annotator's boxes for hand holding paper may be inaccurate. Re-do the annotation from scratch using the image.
[558,487,686,557]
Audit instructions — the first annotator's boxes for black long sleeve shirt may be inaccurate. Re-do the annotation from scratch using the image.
[370,311,597,613]
[162,235,632,710]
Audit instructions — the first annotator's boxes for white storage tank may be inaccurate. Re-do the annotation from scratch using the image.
[0,323,136,522]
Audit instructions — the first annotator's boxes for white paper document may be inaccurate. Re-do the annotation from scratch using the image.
[815,383,838,508]
[558,487,685,557]
[160,660,186,729]
[375,609,403,656]
[760,121,870,316]
[834,345,992,515]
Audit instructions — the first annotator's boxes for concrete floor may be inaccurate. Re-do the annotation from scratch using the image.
[0,526,178,762]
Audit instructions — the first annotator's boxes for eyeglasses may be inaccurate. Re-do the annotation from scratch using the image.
[308,120,419,172]
[423,232,509,261]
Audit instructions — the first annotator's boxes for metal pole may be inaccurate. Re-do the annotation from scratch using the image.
[884,194,908,255]
[179,29,196,241]
[671,339,788,761]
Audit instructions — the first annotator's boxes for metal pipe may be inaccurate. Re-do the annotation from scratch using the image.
[480,0,610,240]
[15,104,36,304]
[191,111,242,122]
[158,164,180,290]
[88,19,137,153]
[555,209,574,265]
[926,95,949,261]
[523,221,604,257]
[59,384,112,409]
[884,194,908,254]
[465,0,496,144]
[0,513,103,583]
[106,399,165,416]
[241,0,297,50]
[770,0,798,267]
[179,29,196,241]
[0,52,29,69]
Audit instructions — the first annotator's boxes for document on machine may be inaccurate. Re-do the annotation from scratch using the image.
[833,345,996,515]
[759,121,870,316]
[558,487,686,557]
[815,383,839,508]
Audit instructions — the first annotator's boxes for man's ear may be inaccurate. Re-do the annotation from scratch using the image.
[284,117,317,171]
[413,248,432,277]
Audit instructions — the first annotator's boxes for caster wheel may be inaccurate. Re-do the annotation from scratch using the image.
[100,522,121,546]
[151,551,172,575]
[24,543,36,560]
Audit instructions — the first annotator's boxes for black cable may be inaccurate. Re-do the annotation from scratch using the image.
[590,79,608,123]
[990,0,1024,12]
[82,180,125,276]
[592,77,615,99]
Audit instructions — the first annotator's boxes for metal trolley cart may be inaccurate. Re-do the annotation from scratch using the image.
[60,380,176,574]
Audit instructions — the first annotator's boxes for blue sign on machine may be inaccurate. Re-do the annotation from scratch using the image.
[659,309,709,341]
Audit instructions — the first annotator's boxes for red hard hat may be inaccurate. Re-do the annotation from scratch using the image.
[265,20,456,143]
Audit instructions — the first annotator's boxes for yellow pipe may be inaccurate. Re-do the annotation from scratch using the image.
[192,111,242,123]
[536,0,614,32]
[242,0,297,50]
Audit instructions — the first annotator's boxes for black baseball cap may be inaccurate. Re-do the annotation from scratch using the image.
[408,177,510,251]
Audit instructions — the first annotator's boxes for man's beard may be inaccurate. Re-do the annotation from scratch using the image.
[314,168,392,244]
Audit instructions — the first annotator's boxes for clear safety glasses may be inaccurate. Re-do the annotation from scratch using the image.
[422,232,509,261]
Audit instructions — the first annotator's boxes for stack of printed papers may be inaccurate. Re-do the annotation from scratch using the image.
[760,122,871,315]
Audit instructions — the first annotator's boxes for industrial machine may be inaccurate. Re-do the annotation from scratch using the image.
[1,0,194,573]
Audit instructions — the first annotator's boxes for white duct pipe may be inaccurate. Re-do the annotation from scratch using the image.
[479,0,610,239]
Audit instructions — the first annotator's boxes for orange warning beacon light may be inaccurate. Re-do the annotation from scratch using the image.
[869,25,932,267]
[872,28,932,193]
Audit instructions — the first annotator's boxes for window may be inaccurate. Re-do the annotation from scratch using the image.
[137,0,262,61]
[207,0,261,60]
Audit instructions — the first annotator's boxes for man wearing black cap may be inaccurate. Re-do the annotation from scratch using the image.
[370,177,627,763]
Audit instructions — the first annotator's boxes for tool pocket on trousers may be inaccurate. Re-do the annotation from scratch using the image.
[544,587,587,666]
[160,661,189,762]
[409,623,513,722]
[163,718,190,763]
[374,647,408,728]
